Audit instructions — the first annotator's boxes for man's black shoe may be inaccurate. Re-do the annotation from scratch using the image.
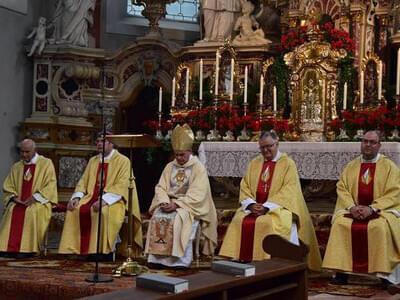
[330,273,348,285]
[381,278,391,290]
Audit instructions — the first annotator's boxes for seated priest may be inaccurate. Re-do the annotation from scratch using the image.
[323,130,400,287]
[0,139,57,256]
[145,124,218,268]
[219,131,321,271]
[58,132,142,258]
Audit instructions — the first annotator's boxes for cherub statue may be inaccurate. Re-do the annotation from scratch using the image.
[232,0,271,46]
[27,17,48,56]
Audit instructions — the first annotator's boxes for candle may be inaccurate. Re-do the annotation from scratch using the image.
[259,75,264,105]
[343,82,347,110]
[215,50,220,96]
[230,58,234,100]
[397,48,400,95]
[199,59,203,101]
[360,70,364,104]
[244,66,248,103]
[273,85,277,111]
[171,77,176,107]
[378,61,382,100]
[185,68,189,104]
[158,87,162,112]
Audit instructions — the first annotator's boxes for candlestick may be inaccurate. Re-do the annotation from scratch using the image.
[158,87,162,112]
[171,77,176,107]
[378,61,382,100]
[185,68,189,105]
[397,48,400,95]
[230,58,234,101]
[199,59,203,101]
[343,82,347,110]
[215,50,219,96]
[360,71,364,104]
[273,85,277,111]
[244,66,248,103]
[259,75,264,105]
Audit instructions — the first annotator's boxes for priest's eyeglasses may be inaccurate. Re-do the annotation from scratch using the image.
[361,139,379,145]
[259,142,277,150]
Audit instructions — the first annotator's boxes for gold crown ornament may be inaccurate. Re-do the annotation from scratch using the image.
[171,124,194,151]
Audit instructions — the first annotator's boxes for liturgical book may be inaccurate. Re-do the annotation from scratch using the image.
[136,273,189,294]
[211,260,256,277]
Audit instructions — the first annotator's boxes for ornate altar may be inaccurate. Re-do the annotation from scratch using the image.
[284,28,346,142]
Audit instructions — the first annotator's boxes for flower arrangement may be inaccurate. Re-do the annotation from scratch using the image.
[280,22,355,53]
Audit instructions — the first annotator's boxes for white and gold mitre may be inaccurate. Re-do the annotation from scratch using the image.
[171,124,194,151]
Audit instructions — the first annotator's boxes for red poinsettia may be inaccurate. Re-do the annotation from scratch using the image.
[280,22,355,53]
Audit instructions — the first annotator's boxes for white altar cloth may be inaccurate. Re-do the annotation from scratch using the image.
[198,142,400,180]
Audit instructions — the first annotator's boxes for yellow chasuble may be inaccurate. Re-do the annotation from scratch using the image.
[219,153,321,271]
[58,150,142,255]
[322,155,400,274]
[145,156,218,258]
[0,155,57,253]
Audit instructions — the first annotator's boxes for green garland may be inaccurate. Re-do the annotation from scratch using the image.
[271,55,289,110]
[337,54,356,114]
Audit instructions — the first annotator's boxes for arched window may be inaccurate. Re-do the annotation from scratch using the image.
[127,0,199,23]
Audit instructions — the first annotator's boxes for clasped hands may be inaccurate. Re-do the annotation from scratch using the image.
[12,196,35,207]
[160,202,178,213]
[67,197,107,212]
[248,203,269,217]
[349,205,374,220]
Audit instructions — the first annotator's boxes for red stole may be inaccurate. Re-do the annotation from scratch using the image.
[345,163,377,273]
[239,161,276,261]
[7,164,36,252]
[79,163,108,255]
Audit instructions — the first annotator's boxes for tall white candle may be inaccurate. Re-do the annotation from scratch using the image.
[378,61,382,100]
[185,68,189,104]
[397,48,400,95]
[244,66,248,103]
[273,86,277,111]
[215,50,220,96]
[230,58,234,101]
[199,59,203,101]
[360,70,364,104]
[158,87,162,112]
[343,82,347,110]
[171,77,176,107]
[259,75,264,105]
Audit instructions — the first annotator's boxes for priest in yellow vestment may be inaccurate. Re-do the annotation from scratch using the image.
[0,139,57,255]
[59,133,142,256]
[323,130,400,285]
[145,124,217,268]
[219,131,321,271]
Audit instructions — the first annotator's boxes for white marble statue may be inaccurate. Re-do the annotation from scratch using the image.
[201,0,240,42]
[232,0,271,46]
[27,17,48,56]
[51,0,96,47]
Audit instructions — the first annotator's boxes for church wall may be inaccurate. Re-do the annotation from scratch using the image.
[0,0,44,215]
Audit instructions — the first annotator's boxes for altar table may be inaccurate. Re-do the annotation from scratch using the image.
[198,142,400,180]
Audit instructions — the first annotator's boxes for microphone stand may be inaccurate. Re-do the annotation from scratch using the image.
[86,68,113,283]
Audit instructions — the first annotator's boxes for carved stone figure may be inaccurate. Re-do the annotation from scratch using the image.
[27,17,48,56]
[200,0,240,42]
[232,0,271,46]
[51,0,96,47]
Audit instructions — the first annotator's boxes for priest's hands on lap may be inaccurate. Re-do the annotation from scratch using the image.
[160,202,178,213]
[92,200,107,212]
[67,197,80,211]
[24,196,36,206]
[248,203,269,217]
[349,205,373,220]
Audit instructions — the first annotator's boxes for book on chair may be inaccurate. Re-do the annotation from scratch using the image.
[211,260,255,277]
[136,273,189,294]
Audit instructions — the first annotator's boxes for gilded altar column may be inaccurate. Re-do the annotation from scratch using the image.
[350,9,365,68]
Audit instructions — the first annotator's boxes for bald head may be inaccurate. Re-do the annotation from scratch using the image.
[20,139,36,163]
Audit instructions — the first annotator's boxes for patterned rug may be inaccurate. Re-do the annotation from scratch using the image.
[309,276,383,298]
